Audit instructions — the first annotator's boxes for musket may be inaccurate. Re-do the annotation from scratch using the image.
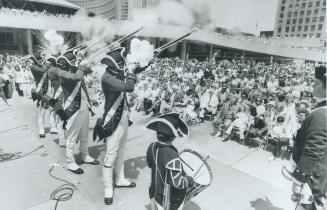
[155,28,198,53]
[88,27,144,62]
[129,28,198,74]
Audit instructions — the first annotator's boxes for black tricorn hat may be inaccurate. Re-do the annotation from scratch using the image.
[29,52,43,65]
[315,65,326,81]
[146,113,189,137]
[44,56,57,66]
[101,47,126,73]
[56,52,77,69]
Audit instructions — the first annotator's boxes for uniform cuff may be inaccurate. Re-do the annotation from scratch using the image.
[126,73,137,82]
[292,166,310,183]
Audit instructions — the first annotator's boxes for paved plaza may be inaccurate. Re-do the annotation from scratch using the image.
[0,96,298,210]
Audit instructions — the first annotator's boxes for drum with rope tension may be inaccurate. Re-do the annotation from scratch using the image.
[179,149,212,203]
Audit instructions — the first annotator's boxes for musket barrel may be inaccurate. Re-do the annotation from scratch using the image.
[155,28,198,52]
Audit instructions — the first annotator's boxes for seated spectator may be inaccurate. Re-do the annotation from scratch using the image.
[268,116,291,160]
[223,104,251,142]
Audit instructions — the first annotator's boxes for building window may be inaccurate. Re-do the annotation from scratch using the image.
[318,24,323,30]
[324,0,326,6]
[317,33,321,37]
[286,27,290,32]
[309,33,314,37]
[320,16,325,21]
[299,18,303,23]
[303,34,307,37]
[314,9,319,14]
[312,16,318,22]
[292,26,296,32]
[307,10,312,15]
[288,12,292,17]
[304,25,309,31]
[309,2,313,7]
[300,11,305,16]
[289,4,293,8]
[278,27,282,33]
[297,34,301,37]
[316,1,320,7]
[281,6,285,11]
[322,9,326,14]
[0,32,17,50]
[311,25,316,31]
[298,26,302,31]
[287,19,291,24]
[292,19,296,24]
[295,3,300,9]
[280,13,284,18]
[279,20,283,23]
[306,17,310,23]
[290,34,294,37]
[294,11,298,17]
[282,0,286,4]
[302,3,306,8]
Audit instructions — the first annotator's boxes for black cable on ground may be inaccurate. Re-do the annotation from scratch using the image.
[0,145,44,163]
[49,166,77,210]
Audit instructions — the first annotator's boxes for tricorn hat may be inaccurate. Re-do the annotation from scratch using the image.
[101,47,126,74]
[44,56,57,66]
[56,52,78,69]
[146,113,189,137]
[29,52,44,65]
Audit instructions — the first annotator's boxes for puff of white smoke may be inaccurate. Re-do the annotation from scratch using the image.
[91,63,107,79]
[130,0,211,27]
[127,38,154,68]
[132,8,158,28]
[43,29,65,55]
[44,29,64,46]
[70,11,116,59]
[158,0,194,26]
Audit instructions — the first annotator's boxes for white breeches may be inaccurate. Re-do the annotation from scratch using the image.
[65,105,89,166]
[38,107,47,134]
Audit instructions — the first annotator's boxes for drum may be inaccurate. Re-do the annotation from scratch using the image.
[179,149,212,203]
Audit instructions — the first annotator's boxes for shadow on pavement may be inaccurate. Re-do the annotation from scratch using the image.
[87,143,107,160]
[144,201,201,210]
[250,196,285,210]
[125,156,148,179]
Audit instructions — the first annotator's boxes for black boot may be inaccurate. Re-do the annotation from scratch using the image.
[104,197,113,205]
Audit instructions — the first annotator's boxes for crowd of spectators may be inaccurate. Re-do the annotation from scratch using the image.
[130,57,316,160]
[0,54,34,100]
[0,52,318,161]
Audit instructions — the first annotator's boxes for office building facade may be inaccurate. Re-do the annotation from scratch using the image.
[273,0,326,39]
[67,0,117,19]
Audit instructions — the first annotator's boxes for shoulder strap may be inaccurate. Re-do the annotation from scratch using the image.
[152,143,165,184]
[63,81,81,110]
[54,86,63,99]
[103,93,124,125]
[166,158,182,172]
[36,72,47,93]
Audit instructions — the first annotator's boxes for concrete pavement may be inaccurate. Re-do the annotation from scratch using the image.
[0,96,298,210]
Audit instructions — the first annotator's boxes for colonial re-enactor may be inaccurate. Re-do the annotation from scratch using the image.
[291,65,327,210]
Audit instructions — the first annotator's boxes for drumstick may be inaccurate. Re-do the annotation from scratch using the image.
[180,157,194,171]
[193,156,209,178]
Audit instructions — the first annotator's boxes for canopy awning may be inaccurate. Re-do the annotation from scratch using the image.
[26,0,81,10]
